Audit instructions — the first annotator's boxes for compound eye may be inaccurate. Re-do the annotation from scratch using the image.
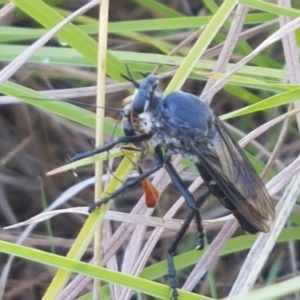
[133,90,148,114]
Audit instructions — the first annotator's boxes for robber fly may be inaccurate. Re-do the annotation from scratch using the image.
[71,74,275,233]
[70,73,275,299]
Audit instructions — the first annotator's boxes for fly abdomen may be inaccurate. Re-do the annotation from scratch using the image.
[195,162,259,234]
[196,162,235,210]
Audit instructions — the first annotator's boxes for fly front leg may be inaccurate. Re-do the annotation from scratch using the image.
[69,133,151,162]
[89,146,164,212]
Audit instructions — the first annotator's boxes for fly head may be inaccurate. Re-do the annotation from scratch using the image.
[121,72,159,115]
[121,74,163,138]
[132,75,159,114]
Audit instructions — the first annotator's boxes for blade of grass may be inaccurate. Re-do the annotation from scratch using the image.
[11,0,127,81]
[43,153,138,299]
[165,0,238,93]
[0,240,210,300]
[93,0,109,297]
[223,86,300,119]
[0,0,99,86]
[241,0,300,18]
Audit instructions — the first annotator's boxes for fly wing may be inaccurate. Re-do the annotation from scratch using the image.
[194,117,275,233]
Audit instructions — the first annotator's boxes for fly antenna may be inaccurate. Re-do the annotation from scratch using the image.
[121,65,140,88]
[138,71,149,78]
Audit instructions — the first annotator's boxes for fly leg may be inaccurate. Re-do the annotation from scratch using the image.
[89,146,164,212]
[167,209,195,300]
[164,159,210,299]
[69,134,151,162]
[166,190,210,299]
[164,158,207,247]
